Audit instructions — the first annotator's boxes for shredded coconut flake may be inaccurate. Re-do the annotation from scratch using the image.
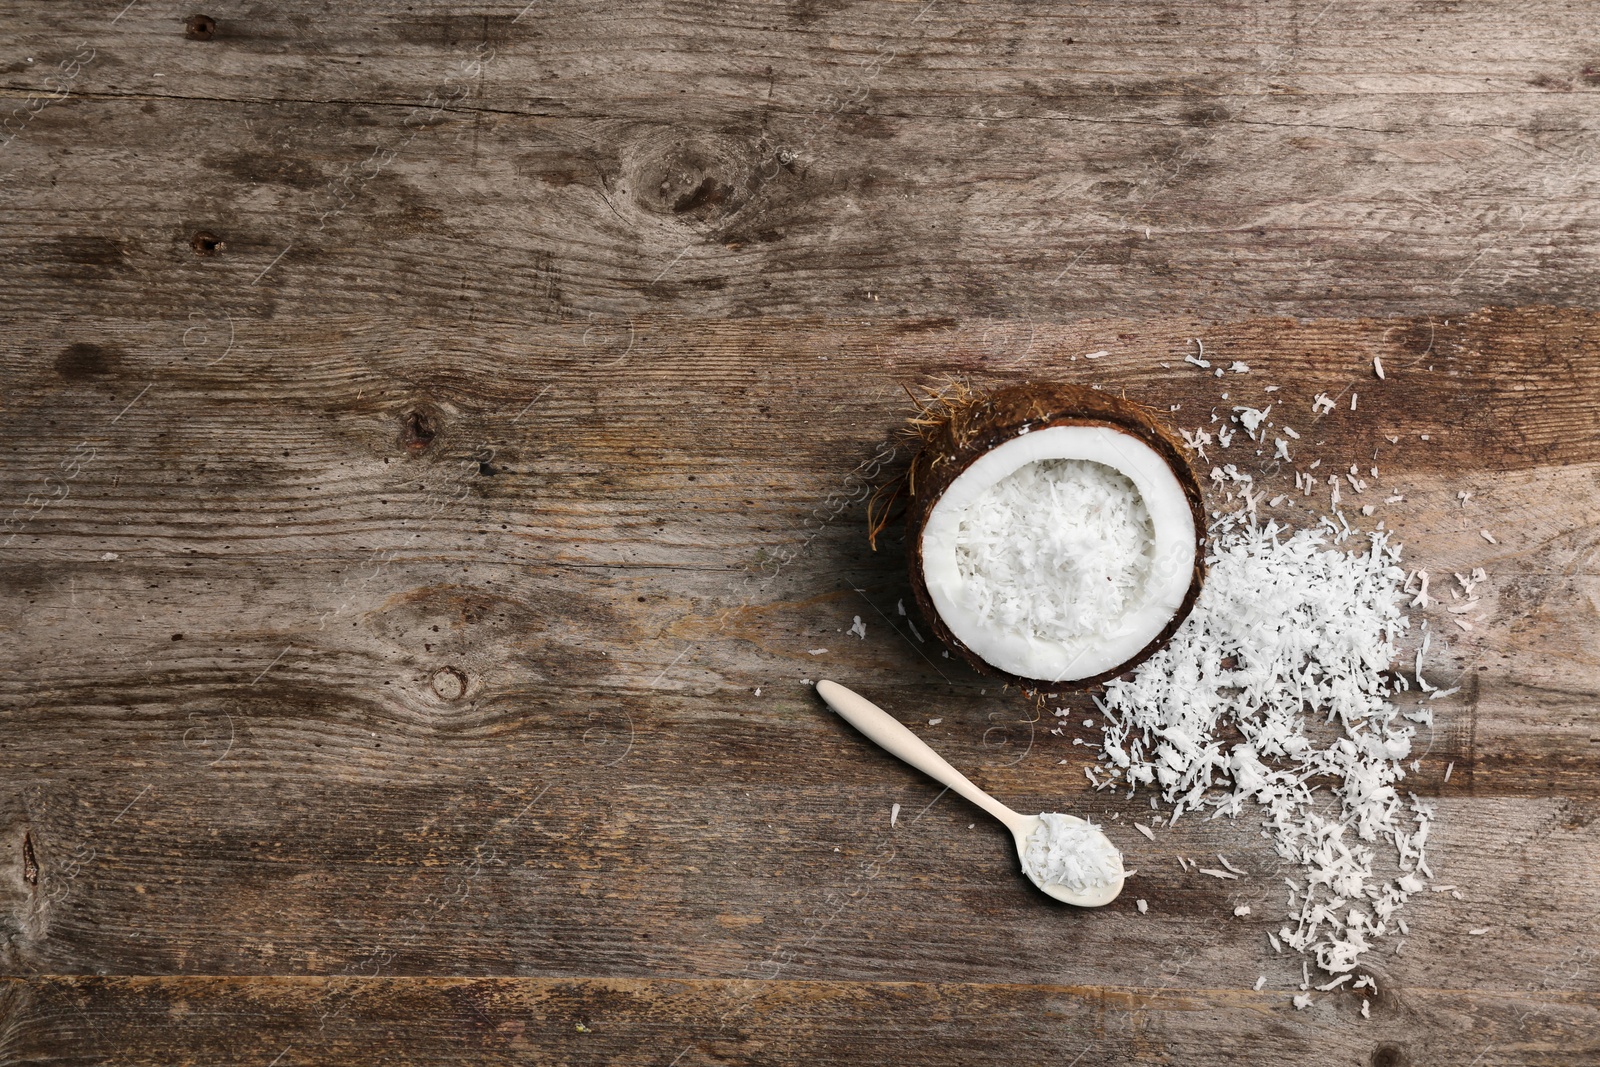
[1093,517,1432,985]
[954,459,1156,648]
[1021,814,1123,893]
[1407,569,1434,609]
[1234,406,1272,439]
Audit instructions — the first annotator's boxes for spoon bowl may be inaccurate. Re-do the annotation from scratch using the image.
[1006,812,1125,907]
[817,679,1124,907]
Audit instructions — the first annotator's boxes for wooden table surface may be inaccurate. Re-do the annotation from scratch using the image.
[3,2,1598,1064]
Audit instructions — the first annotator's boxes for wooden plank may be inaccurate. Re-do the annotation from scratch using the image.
[1,4,1599,323]
[3,312,1598,556]
[1,975,1597,1066]
[2,699,1596,985]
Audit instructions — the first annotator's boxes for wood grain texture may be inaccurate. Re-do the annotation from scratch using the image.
[2,2,1600,324]
[1,976,1598,1066]
[3,0,1599,1063]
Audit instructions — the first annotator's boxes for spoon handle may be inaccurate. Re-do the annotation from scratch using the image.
[816,680,1026,833]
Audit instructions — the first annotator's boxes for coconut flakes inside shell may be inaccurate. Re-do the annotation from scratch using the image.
[953,458,1156,651]
[902,381,1205,688]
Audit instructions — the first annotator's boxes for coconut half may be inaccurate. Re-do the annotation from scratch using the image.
[904,382,1205,691]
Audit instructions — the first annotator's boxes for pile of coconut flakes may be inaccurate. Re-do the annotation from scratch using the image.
[1088,516,1436,992]
[1067,352,1458,1012]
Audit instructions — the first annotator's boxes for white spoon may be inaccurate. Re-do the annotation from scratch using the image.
[817,679,1125,907]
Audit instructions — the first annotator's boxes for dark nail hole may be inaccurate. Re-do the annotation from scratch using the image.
[22,831,38,886]
[191,231,223,256]
[401,408,438,452]
[185,14,216,40]
[1371,1045,1408,1067]
[171,633,184,641]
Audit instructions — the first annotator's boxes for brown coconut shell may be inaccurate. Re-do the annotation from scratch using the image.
[903,380,1207,694]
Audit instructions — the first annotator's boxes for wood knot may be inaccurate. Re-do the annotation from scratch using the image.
[22,831,38,886]
[625,134,748,224]
[55,342,121,380]
[670,175,731,215]
[430,666,467,701]
[400,408,439,452]
[185,14,216,40]
[1370,1045,1409,1067]
[191,231,224,256]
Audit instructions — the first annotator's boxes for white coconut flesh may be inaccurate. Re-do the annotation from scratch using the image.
[920,424,1197,683]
